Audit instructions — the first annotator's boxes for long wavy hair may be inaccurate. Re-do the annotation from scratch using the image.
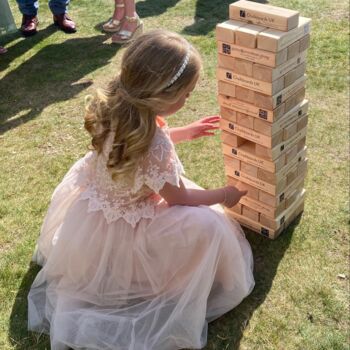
[84,30,202,182]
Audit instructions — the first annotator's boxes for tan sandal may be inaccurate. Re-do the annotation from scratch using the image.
[111,15,143,44]
[102,3,125,33]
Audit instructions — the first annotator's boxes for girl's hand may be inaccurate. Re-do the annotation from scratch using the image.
[185,115,220,140]
[222,186,248,208]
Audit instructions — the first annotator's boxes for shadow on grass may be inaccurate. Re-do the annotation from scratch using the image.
[204,215,301,350]
[0,32,120,135]
[182,0,269,36]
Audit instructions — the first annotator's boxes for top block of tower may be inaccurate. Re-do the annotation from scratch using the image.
[229,0,299,32]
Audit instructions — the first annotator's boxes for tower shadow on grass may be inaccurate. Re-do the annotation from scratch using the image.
[203,216,301,349]
[0,33,120,135]
[182,0,269,36]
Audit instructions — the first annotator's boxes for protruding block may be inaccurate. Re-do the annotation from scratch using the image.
[227,177,259,200]
[235,86,255,104]
[233,58,253,76]
[217,41,288,67]
[220,130,245,147]
[216,20,245,43]
[257,17,311,52]
[229,0,299,31]
[236,112,254,129]
[242,205,260,221]
[218,54,235,69]
[235,23,267,48]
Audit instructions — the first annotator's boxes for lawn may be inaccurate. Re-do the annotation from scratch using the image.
[0,0,349,349]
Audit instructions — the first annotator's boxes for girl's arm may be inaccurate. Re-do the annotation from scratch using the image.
[159,179,247,208]
[169,115,220,144]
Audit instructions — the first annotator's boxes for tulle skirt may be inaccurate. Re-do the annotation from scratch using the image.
[28,173,254,350]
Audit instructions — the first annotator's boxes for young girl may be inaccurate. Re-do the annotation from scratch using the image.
[28,30,254,350]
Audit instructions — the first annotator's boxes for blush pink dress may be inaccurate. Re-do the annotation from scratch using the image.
[28,124,254,350]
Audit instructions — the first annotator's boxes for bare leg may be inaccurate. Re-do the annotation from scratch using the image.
[111,0,142,42]
[103,0,125,32]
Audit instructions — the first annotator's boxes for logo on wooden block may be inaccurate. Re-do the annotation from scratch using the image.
[298,156,302,162]
[226,72,232,80]
[298,109,302,116]
[222,43,231,55]
[261,227,269,237]
[297,58,301,64]
[279,193,285,202]
[277,95,282,106]
[229,123,235,130]
[280,144,285,151]
[234,170,240,176]
[259,109,268,120]
[280,216,285,225]
[240,10,246,18]
[231,148,238,155]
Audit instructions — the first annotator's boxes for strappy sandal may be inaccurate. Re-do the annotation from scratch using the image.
[102,3,125,33]
[111,15,143,44]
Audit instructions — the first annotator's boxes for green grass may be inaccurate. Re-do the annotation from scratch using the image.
[0,0,349,349]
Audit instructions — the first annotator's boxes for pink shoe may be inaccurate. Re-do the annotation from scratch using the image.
[0,46,7,54]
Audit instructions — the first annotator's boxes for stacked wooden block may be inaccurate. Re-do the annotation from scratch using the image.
[216,0,311,239]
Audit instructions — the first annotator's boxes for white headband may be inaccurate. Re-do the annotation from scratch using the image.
[165,46,191,88]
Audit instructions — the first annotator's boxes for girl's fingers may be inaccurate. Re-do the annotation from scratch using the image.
[201,115,220,123]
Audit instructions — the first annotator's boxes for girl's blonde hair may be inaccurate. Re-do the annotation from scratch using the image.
[84,30,202,181]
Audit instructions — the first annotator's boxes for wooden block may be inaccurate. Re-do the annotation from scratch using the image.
[297,114,308,131]
[224,155,241,170]
[285,144,298,163]
[220,129,245,147]
[233,58,253,77]
[257,17,311,52]
[284,87,306,113]
[257,146,307,185]
[283,121,298,140]
[252,50,307,83]
[222,142,286,173]
[220,107,237,122]
[254,74,306,110]
[226,165,287,196]
[287,40,300,60]
[216,20,244,43]
[235,86,256,104]
[220,121,282,148]
[259,189,305,230]
[258,168,305,208]
[242,205,260,221]
[235,23,267,48]
[231,203,243,215]
[227,177,259,200]
[297,158,308,176]
[284,199,304,228]
[218,81,236,98]
[286,165,298,185]
[225,208,283,239]
[217,67,285,95]
[240,194,285,218]
[236,112,254,129]
[254,126,308,161]
[241,161,259,177]
[218,54,236,69]
[253,99,308,137]
[299,34,311,52]
[285,187,301,208]
[229,1,299,31]
[297,136,306,152]
[217,41,288,67]
[218,94,284,122]
[284,62,306,87]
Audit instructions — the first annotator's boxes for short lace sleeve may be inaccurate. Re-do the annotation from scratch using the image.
[133,127,184,194]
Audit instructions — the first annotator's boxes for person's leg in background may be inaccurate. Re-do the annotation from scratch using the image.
[111,0,143,44]
[16,0,39,36]
[49,0,76,33]
[103,0,125,33]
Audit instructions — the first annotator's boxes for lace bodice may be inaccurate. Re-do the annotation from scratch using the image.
[76,127,184,227]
